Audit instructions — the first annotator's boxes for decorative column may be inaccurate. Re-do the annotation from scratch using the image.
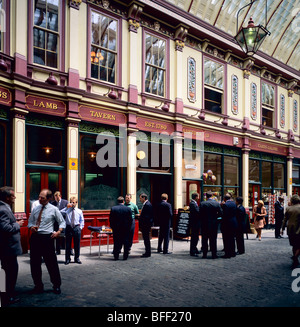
[242,138,250,209]
[287,147,293,197]
[127,2,143,104]
[242,58,255,131]
[67,0,82,88]
[288,89,296,142]
[66,118,80,201]
[174,25,188,114]
[173,127,183,210]
[127,131,137,203]
[11,108,28,213]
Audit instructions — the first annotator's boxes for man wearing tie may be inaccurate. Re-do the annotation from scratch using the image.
[139,193,154,257]
[28,189,66,294]
[60,197,84,265]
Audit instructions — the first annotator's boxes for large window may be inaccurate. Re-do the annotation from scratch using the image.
[203,145,240,201]
[262,82,275,128]
[26,125,63,164]
[249,152,286,198]
[144,33,166,97]
[80,130,123,210]
[33,0,59,68]
[204,59,224,114]
[91,11,117,83]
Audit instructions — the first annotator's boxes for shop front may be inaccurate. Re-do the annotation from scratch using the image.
[248,140,287,220]
[182,125,241,205]
[135,117,174,225]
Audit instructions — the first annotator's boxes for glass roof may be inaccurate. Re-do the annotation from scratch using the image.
[165,0,300,71]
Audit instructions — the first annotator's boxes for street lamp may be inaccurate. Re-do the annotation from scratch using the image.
[235,0,271,56]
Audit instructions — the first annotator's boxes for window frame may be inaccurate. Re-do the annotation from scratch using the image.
[0,0,10,55]
[202,55,227,115]
[142,28,169,99]
[87,5,122,87]
[261,81,277,129]
[79,127,125,210]
[28,0,65,71]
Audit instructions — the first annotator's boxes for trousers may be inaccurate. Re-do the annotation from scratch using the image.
[29,233,61,288]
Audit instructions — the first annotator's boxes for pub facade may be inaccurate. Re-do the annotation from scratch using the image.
[0,0,299,249]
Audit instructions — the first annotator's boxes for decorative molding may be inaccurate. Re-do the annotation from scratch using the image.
[69,0,82,10]
[279,94,285,128]
[293,100,298,132]
[127,2,143,32]
[231,75,238,115]
[187,57,196,103]
[250,82,257,121]
[128,19,140,32]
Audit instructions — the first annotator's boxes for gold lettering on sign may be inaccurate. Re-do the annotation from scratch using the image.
[90,110,116,121]
[0,91,8,99]
[145,121,167,131]
[257,143,278,152]
[33,99,58,110]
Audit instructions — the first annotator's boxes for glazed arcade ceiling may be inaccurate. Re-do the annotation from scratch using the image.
[164,0,300,72]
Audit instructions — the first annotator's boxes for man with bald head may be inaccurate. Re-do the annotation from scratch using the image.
[28,189,66,294]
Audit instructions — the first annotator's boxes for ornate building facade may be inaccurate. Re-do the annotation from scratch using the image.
[0,0,299,248]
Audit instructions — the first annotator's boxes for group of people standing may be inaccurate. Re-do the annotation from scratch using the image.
[2,183,300,306]
[0,186,84,306]
[189,192,246,259]
[110,193,172,260]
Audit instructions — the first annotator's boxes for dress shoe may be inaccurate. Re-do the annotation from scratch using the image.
[190,253,198,257]
[211,255,218,259]
[141,253,151,258]
[157,248,163,253]
[75,259,82,264]
[53,287,61,294]
[65,259,71,265]
[202,254,207,259]
[163,251,172,255]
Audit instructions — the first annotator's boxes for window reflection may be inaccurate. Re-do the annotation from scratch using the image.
[91,12,117,83]
[33,0,59,68]
[145,33,166,97]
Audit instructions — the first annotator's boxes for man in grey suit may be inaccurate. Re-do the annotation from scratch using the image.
[0,186,24,306]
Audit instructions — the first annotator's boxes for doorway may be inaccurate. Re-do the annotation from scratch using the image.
[186,181,201,206]
[249,184,261,219]
[136,173,172,225]
[26,170,63,215]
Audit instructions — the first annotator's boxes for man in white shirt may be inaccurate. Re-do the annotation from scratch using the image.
[61,197,84,265]
[28,189,66,295]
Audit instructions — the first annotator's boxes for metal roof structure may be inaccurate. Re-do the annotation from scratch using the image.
[165,0,300,72]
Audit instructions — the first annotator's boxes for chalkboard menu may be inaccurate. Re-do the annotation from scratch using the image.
[175,209,190,238]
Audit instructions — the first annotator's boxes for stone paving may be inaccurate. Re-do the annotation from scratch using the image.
[5,229,300,308]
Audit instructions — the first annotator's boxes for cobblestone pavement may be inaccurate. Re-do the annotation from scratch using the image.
[6,229,300,308]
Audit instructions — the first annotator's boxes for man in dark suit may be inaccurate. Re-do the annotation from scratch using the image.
[0,186,24,306]
[157,193,173,254]
[139,193,154,257]
[200,191,222,259]
[235,196,246,255]
[109,196,133,260]
[221,193,238,258]
[51,191,68,254]
[189,192,200,257]
[275,196,284,239]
